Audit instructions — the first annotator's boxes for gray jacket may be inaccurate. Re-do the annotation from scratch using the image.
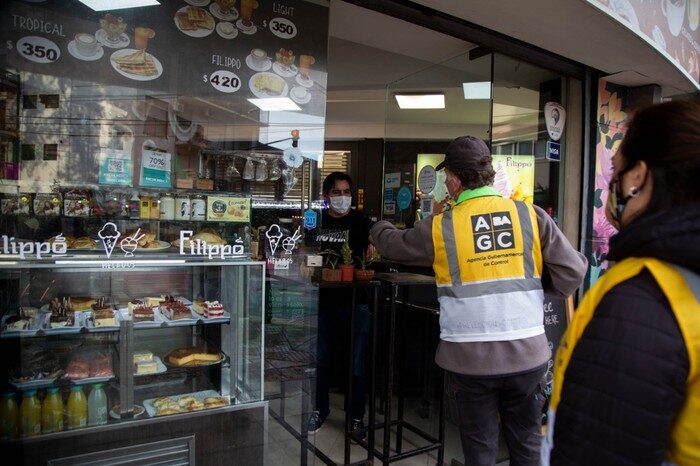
[371,202,588,376]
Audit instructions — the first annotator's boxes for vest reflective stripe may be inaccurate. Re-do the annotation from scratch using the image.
[545,258,700,465]
[432,196,544,342]
[515,201,535,277]
[436,277,544,299]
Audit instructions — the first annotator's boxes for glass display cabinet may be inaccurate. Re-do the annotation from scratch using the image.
[0,250,265,464]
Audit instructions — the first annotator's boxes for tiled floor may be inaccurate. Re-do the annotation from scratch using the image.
[265,385,510,465]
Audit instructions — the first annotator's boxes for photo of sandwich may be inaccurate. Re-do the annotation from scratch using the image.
[174,6,215,37]
[110,49,163,81]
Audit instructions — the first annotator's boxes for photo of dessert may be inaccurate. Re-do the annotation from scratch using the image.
[249,72,288,98]
[272,47,298,77]
[210,0,238,21]
[145,391,229,417]
[166,347,223,367]
[110,49,163,81]
[96,13,130,48]
[175,5,216,37]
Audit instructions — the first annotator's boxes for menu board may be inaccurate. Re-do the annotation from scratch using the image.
[0,0,329,116]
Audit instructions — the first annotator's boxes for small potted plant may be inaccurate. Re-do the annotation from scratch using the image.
[354,251,377,281]
[339,240,355,282]
[321,250,342,282]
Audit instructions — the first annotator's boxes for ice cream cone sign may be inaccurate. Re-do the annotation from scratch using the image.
[266,224,284,256]
[98,223,121,259]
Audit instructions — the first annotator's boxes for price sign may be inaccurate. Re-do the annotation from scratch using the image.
[98,148,132,186]
[140,149,171,188]
[269,17,297,39]
[16,36,60,64]
[204,70,241,94]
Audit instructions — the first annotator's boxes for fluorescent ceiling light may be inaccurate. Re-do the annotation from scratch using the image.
[78,0,160,11]
[248,98,301,112]
[462,82,492,100]
[395,93,445,109]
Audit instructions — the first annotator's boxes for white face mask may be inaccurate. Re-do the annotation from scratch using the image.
[329,195,352,214]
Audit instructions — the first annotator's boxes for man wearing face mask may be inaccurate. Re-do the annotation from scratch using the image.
[543,102,700,466]
[309,172,375,435]
[370,136,587,466]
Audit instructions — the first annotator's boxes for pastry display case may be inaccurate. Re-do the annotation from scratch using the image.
[0,250,265,463]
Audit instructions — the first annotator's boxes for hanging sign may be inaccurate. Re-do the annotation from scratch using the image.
[140,149,171,188]
[417,165,437,193]
[544,102,566,141]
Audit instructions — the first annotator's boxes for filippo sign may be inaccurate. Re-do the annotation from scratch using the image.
[544,102,566,141]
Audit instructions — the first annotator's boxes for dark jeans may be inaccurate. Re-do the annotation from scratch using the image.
[445,364,547,466]
[315,303,370,420]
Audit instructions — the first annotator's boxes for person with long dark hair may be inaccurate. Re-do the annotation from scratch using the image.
[543,101,700,466]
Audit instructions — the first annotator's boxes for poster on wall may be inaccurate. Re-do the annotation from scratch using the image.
[491,154,535,203]
[586,0,700,87]
[140,148,171,188]
[0,0,330,115]
[98,148,132,186]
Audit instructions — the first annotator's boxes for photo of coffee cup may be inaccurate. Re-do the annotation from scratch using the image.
[663,0,686,36]
[251,48,268,66]
[220,21,235,35]
[292,87,308,100]
[75,33,99,56]
[134,27,155,50]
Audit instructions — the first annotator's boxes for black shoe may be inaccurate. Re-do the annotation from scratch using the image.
[351,418,366,440]
[307,411,326,433]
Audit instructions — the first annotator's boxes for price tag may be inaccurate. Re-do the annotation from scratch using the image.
[98,148,132,186]
[16,36,60,64]
[140,149,171,188]
[204,70,241,93]
[269,17,297,39]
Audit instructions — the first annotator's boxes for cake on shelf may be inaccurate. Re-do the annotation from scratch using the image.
[126,299,145,316]
[167,347,221,366]
[160,296,192,321]
[203,301,225,318]
[132,304,155,322]
[91,298,116,326]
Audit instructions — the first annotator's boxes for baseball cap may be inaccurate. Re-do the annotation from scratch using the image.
[436,136,492,172]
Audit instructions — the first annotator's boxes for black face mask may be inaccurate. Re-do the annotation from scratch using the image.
[607,167,643,229]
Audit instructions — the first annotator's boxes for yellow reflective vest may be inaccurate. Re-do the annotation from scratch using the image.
[431,194,544,342]
[544,257,700,465]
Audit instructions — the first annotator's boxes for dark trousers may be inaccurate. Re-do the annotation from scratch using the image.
[445,364,547,466]
[315,304,370,420]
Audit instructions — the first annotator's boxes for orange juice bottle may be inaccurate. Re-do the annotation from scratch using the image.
[0,391,19,440]
[19,390,41,437]
[41,387,63,433]
[66,386,87,430]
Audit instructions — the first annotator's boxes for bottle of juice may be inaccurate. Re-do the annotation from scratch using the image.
[41,387,63,434]
[66,385,87,430]
[19,390,41,437]
[0,391,19,440]
[87,384,107,426]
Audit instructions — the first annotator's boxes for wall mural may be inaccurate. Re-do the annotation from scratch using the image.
[587,0,700,88]
[587,79,629,288]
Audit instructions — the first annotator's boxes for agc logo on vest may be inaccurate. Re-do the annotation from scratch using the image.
[471,212,515,252]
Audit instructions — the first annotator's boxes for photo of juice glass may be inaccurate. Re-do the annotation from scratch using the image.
[241,0,259,26]
[134,27,155,50]
[299,55,315,79]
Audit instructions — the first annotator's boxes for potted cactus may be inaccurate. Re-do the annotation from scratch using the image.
[320,250,342,282]
[339,240,355,282]
[354,251,377,281]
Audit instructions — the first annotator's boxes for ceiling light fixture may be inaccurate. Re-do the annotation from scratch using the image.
[78,0,160,11]
[395,93,445,109]
[462,82,492,100]
[248,97,302,112]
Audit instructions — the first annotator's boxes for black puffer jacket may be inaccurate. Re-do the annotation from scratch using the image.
[550,203,700,466]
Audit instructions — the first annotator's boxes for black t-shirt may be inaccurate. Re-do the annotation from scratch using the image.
[317,209,374,262]
[317,209,374,307]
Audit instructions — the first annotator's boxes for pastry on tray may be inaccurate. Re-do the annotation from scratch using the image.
[132,305,155,322]
[204,396,229,408]
[159,296,191,321]
[135,361,158,375]
[167,347,221,366]
[91,297,116,326]
[203,301,224,318]
[133,351,153,364]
